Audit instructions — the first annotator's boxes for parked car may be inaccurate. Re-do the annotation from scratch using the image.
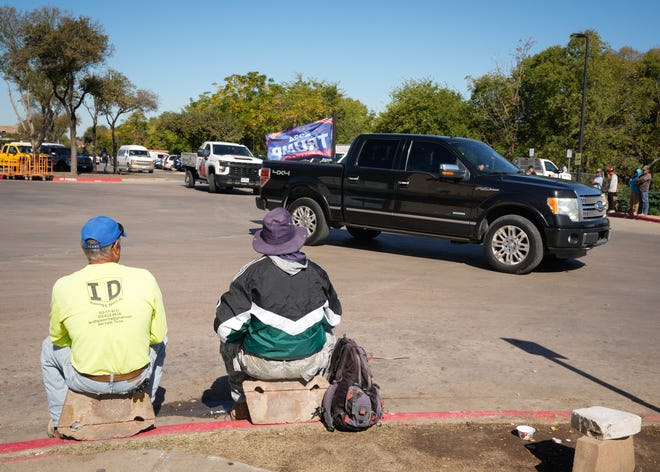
[40,143,93,173]
[173,155,183,171]
[162,154,179,171]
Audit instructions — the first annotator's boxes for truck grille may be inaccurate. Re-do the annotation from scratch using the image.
[229,163,260,178]
[580,194,607,220]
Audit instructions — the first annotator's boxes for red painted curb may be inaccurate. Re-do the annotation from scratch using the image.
[53,177,123,183]
[3,410,658,455]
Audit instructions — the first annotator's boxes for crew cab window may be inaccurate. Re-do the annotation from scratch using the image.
[406,141,457,173]
[356,139,399,169]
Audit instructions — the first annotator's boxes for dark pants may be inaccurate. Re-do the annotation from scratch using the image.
[607,192,617,212]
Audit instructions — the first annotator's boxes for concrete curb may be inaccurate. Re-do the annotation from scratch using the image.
[608,211,660,223]
[2,410,659,455]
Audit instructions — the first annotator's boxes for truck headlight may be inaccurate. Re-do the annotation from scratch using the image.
[547,197,579,222]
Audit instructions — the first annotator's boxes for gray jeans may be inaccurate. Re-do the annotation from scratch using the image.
[221,332,335,402]
[41,336,167,427]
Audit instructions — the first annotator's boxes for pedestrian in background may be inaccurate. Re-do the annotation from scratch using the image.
[637,165,652,216]
[628,168,642,217]
[590,169,604,191]
[606,168,618,213]
[101,149,109,173]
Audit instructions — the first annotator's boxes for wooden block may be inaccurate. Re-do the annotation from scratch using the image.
[57,389,155,440]
[243,375,328,424]
[572,436,635,472]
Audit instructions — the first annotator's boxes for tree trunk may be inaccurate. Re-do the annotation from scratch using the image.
[69,117,78,176]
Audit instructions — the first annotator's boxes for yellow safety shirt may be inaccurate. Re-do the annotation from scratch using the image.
[49,262,167,376]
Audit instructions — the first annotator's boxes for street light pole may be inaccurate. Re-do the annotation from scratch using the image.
[571,32,589,183]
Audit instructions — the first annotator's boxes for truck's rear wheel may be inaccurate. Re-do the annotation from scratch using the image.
[288,198,329,246]
[208,172,217,193]
[484,215,543,274]
[346,226,381,240]
[184,169,195,188]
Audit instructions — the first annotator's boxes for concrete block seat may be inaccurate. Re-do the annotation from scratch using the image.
[57,389,155,440]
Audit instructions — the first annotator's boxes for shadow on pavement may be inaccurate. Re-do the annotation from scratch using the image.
[502,338,660,413]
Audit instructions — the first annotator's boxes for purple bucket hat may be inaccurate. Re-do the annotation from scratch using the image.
[252,208,307,255]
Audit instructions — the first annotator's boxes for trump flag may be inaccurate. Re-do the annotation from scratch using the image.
[266,117,334,161]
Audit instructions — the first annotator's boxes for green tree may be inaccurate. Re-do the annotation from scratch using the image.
[94,69,157,171]
[0,6,61,154]
[333,97,374,144]
[24,10,110,174]
[517,31,658,174]
[468,39,534,157]
[115,110,150,147]
[158,108,242,152]
[82,124,112,155]
[192,72,276,153]
[189,72,372,155]
[374,78,471,137]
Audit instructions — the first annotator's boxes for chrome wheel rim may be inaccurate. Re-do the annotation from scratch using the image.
[491,225,530,265]
[291,206,316,236]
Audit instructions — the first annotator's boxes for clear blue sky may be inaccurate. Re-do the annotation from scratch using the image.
[2,0,658,133]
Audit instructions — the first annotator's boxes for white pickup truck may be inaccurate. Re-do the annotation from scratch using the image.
[512,157,572,180]
[181,141,263,193]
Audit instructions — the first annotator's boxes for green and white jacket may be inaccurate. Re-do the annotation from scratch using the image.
[214,256,342,360]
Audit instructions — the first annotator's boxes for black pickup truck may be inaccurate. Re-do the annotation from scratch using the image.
[256,133,610,274]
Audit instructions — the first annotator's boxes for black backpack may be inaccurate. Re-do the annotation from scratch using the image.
[321,336,384,432]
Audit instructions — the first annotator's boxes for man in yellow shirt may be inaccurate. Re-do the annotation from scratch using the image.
[41,216,167,438]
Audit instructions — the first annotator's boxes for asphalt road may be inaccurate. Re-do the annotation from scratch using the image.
[1,171,658,443]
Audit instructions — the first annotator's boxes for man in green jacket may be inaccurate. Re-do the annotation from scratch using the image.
[214,208,342,417]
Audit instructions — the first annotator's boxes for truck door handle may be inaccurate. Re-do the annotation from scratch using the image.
[398,180,410,187]
[347,176,359,182]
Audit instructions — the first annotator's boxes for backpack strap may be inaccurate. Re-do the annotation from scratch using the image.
[321,382,338,431]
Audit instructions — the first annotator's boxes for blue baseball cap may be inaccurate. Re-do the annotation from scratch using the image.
[81,216,126,249]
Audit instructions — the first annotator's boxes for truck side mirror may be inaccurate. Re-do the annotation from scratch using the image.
[439,163,467,181]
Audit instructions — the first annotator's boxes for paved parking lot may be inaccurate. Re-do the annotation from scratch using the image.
[1,173,658,443]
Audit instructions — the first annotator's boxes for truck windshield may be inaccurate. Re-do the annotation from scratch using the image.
[213,144,253,157]
[545,161,559,173]
[451,139,520,174]
[129,150,150,157]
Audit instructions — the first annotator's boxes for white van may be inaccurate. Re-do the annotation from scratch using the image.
[117,145,154,173]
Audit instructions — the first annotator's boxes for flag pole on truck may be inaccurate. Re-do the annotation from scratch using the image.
[331,114,336,160]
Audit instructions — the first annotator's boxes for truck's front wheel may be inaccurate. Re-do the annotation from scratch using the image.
[484,215,543,274]
[288,198,329,246]
[208,171,218,193]
[184,169,195,188]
